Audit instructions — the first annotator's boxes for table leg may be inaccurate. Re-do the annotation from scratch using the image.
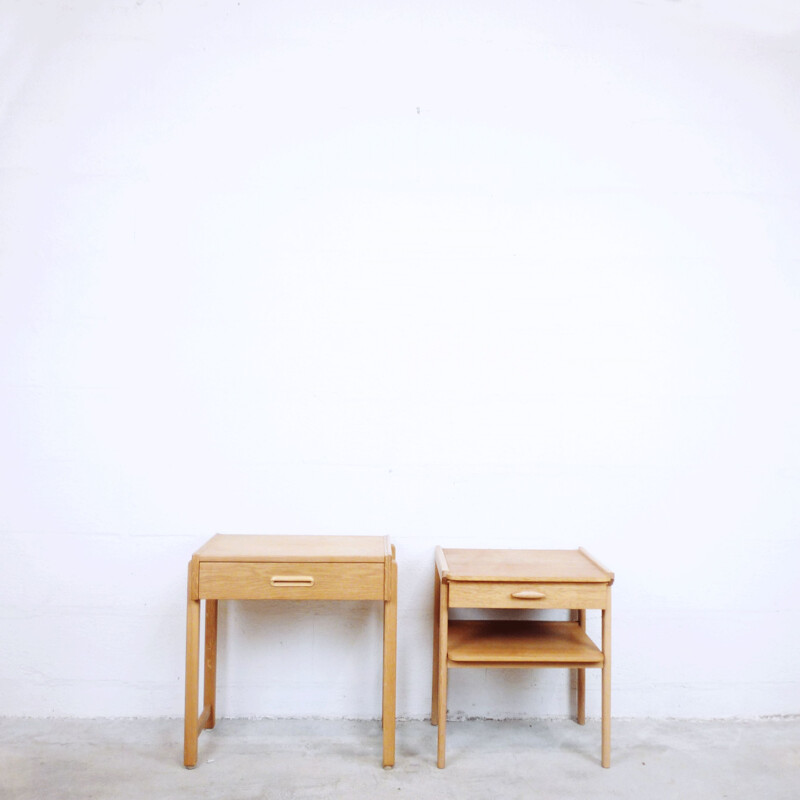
[184,565,201,768]
[431,564,440,726]
[382,559,398,768]
[436,580,448,769]
[577,609,586,725]
[601,602,612,768]
[204,599,218,730]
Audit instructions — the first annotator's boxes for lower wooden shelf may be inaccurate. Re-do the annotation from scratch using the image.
[447,620,604,667]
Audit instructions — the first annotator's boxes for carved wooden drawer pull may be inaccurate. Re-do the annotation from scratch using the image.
[511,590,546,600]
[270,575,315,587]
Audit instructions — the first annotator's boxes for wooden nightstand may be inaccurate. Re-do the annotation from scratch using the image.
[184,534,398,768]
[432,547,613,767]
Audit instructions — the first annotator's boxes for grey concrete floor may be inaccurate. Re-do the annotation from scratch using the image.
[1,717,798,800]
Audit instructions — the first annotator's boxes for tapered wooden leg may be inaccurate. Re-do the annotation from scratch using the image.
[204,599,218,730]
[577,609,586,725]
[436,580,448,768]
[382,559,398,768]
[601,602,612,768]
[431,564,441,726]
[184,566,201,768]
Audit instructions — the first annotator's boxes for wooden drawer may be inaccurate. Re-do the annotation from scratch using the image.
[447,581,609,610]
[198,561,385,600]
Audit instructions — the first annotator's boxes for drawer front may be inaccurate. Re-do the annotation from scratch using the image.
[447,581,608,610]
[199,561,384,600]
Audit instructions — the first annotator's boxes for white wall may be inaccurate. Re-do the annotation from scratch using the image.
[2,0,799,721]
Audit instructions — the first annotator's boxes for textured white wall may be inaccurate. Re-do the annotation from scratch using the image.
[1,0,799,720]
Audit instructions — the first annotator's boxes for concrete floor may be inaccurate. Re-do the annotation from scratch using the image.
[1,717,798,800]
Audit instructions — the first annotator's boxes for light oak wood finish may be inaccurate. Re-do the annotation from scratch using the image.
[447,620,604,665]
[382,552,398,768]
[432,546,613,769]
[203,599,218,729]
[431,562,440,726]
[577,608,587,726]
[602,599,612,767]
[184,534,397,769]
[194,533,388,562]
[448,581,608,609]
[436,571,449,769]
[183,570,201,768]
[439,548,611,583]
[198,561,384,600]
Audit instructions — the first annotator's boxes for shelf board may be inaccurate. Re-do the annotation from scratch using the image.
[447,620,603,665]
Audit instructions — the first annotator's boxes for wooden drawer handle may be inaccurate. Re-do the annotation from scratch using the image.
[511,590,545,600]
[270,575,315,587]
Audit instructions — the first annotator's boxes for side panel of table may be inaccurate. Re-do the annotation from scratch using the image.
[184,560,206,769]
[382,555,398,767]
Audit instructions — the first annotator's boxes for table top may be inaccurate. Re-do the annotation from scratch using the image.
[438,547,613,583]
[194,534,390,563]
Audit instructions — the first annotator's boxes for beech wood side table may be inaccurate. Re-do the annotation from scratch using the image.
[432,547,613,768]
[184,534,398,768]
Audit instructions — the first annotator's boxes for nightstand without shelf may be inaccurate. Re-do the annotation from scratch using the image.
[184,534,397,769]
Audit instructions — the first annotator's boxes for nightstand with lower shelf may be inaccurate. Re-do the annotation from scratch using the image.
[432,546,613,767]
